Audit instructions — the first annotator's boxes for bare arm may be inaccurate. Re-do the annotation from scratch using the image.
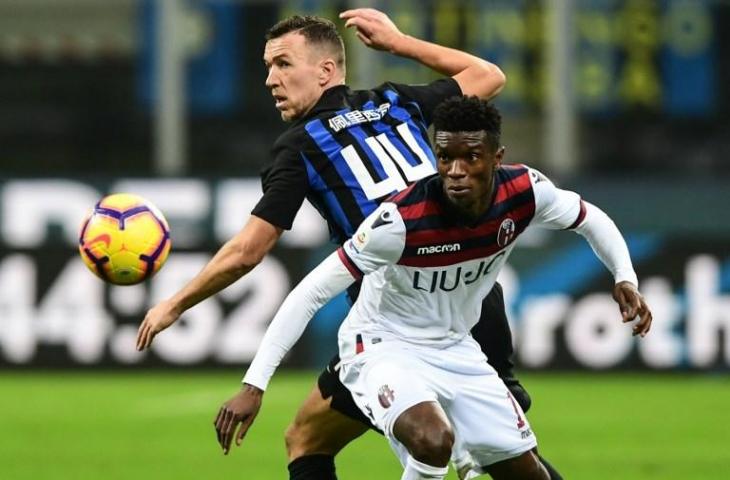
[136,215,283,350]
[213,203,406,455]
[340,8,505,99]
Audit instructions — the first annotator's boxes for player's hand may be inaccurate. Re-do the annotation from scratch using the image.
[214,384,263,455]
[135,299,180,350]
[613,281,652,337]
[340,8,406,53]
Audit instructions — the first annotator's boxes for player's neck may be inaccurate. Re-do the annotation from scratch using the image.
[442,183,495,224]
[464,192,493,220]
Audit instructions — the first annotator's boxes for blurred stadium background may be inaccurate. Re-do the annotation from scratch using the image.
[1,0,729,478]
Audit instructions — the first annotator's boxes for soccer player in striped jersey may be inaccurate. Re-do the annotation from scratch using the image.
[136,9,559,479]
[228,96,653,479]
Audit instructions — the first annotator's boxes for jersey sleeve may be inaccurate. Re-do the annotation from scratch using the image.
[388,78,462,125]
[529,167,586,230]
[242,252,356,391]
[573,202,639,286]
[250,140,309,230]
[337,202,406,279]
[528,167,638,286]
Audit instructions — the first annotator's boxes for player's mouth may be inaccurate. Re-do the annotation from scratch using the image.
[273,94,287,109]
[446,185,472,198]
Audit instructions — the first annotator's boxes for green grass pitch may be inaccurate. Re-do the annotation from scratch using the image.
[1,371,727,479]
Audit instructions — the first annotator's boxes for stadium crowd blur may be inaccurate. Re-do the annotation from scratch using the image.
[3,0,729,177]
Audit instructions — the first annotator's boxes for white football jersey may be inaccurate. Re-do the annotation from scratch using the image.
[336,165,584,360]
[243,163,637,391]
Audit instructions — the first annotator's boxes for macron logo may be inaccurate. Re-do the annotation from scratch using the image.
[416,243,461,255]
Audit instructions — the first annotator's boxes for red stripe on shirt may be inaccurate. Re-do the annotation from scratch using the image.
[337,247,363,280]
[404,203,535,246]
[567,200,587,229]
[493,171,532,205]
[388,182,418,204]
[398,200,443,221]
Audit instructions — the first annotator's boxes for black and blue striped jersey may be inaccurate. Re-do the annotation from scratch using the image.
[251,78,461,244]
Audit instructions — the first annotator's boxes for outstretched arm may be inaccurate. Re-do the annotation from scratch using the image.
[243,253,356,391]
[214,202,406,455]
[340,8,505,99]
[136,215,282,350]
[573,202,652,337]
[214,251,356,454]
[530,168,652,337]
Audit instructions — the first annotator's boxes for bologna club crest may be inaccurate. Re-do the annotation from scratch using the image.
[497,218,516,247]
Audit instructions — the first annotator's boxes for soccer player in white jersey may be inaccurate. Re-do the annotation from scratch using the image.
[214,96,653,479]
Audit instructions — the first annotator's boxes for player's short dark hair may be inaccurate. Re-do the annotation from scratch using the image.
[266,15,346,69]
[432,96,502,152]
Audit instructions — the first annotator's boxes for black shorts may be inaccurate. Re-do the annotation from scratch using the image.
[317,282,532,430]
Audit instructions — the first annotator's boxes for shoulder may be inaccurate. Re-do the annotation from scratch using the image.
[343,202,405,263]
[520,165,560,199]
[360,202,405,237]
[272,124,309,153]
[493,164,534,198]
[388,174,439,206]
[498,163,531,178]
[267,125,317,173]
[525,166,552,186]
[389,176,444,232]
[258,129,309,186]
[495,164,557,191]
[356,203,406,246]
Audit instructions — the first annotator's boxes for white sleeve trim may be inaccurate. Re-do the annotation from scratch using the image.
[573,202,639,287]
[242,252,355,391]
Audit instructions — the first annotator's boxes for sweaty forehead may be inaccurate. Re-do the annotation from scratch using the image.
[434,130,488,148]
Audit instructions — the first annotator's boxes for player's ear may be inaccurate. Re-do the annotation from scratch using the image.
[494,146,505,168]
[319,58,337,85]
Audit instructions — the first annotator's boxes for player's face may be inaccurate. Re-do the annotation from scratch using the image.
[435,130,504,216]
[264,32,327,122]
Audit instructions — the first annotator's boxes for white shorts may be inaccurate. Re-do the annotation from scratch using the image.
[338,335,537,469]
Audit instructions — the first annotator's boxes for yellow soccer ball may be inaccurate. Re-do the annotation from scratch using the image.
[78,193,171,285]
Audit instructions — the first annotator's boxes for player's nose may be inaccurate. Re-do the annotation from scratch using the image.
[265,68,279,88]
[447,159,467,177]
